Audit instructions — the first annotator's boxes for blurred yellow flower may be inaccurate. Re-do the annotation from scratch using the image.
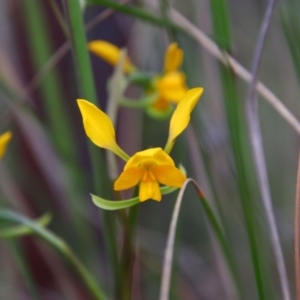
[164,42,183,73]
[77,88,203,201]
[88,40,135,74]
[0,131,12,159]
[149,43,188,112]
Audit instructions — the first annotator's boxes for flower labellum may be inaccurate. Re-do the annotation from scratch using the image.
[114,148,186,201]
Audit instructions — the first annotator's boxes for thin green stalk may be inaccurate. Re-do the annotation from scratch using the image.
[281,3,300,85]
[159,179,241,300]
[295,151,300,300]
[0,209,107,300]
[62,2,119,297]
[187,122,241,293]
[62,0,110,196]
[0,213,51,238]
[209,0,232,51]
[209,1,269,297]
[120,187,139,300]
[120,223,134,300]
[220,66,267,300]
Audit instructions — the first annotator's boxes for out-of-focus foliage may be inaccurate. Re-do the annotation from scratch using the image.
[0,0,299,299]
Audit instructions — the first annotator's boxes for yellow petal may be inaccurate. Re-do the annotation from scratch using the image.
[88,40,135,73]
[158,72,187,102]
[139,180,161,202]
[77,99,129,161]
[124,148,174,170]
[114,167,143,190]
[164,43,183,73]
[0,131,12,159]
[152,165,186,188]
[165,87,204,154]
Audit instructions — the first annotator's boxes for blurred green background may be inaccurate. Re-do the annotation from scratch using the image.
[0,0,300,299]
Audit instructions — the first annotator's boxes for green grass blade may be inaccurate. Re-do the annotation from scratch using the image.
[220,66,268,300]
[159,179,241,300]
[0,213,51,238]
[62,0,110,195]
[21,0,77,164]
[281,4,300,85]
[209,1,269,297]
[61,3,121,297]
[0,209,107,300]
[210,0,232,51]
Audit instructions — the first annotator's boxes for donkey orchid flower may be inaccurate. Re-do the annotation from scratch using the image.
[149,43,188,113]
[77,88,203,201]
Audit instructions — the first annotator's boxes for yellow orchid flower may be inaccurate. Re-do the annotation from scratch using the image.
[149,43,188,113]
[0,131,12,159]
[114,147,186,201]
[77,88,203,202]
[88,40,135,74]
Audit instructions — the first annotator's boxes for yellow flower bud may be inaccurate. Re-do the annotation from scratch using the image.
[0,131,12,159]
[88,40,135,73]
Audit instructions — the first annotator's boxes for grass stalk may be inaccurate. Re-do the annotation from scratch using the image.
[0,209,107,300]
[245,1,291,299]
[221,65,268,300]
[295,151,300,300]
[208,1,268,297]
[62,2,121,297]
[159,179,241,300]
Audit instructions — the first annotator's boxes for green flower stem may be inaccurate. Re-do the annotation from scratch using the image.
[119,94,158,108]
[0,213,51,238]
[0,210,107,300]
[120,187,139,300]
